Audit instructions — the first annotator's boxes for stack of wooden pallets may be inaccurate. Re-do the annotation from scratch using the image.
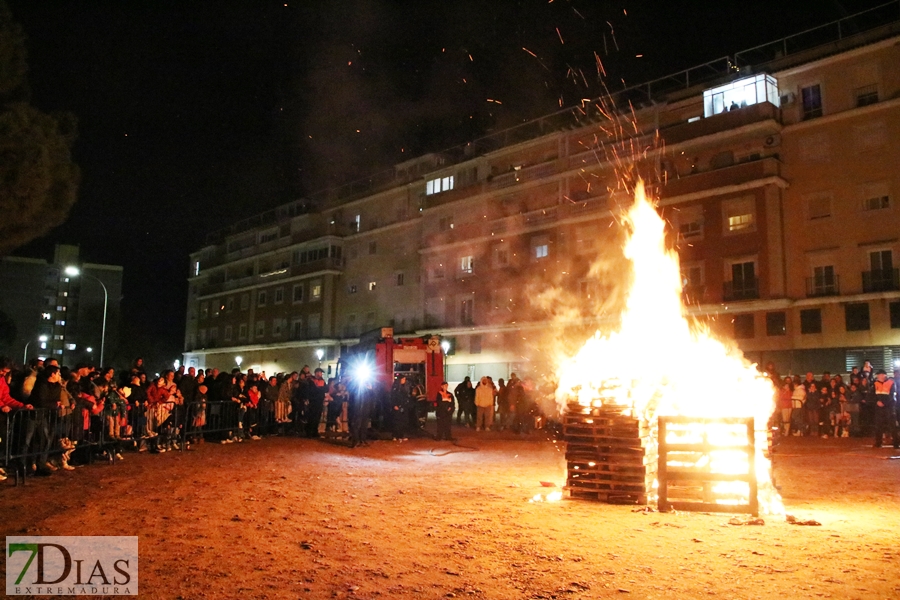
[564,402,657,504]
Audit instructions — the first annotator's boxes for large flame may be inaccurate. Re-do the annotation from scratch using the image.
[556,181,783,514]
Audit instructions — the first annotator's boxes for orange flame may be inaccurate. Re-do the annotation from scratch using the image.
[556,181,783,514]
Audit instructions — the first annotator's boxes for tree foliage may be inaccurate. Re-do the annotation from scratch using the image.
[0,1,79,256]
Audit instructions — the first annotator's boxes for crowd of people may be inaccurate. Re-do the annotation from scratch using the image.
[769,361,900,448]
[4,352,897,483]
[0,356,545,481]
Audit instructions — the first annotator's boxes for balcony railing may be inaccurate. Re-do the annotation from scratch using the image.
[862,268,900,293]
[805,275,840,297]
[723,278,759,301]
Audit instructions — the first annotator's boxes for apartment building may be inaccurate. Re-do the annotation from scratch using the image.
[184,8,900,379]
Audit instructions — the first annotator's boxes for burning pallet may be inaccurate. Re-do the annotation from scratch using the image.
[657,416,759,516]
[564,402,657,504]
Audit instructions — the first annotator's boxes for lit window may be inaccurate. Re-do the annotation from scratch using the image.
[353,214,361,232]
[722,197,756,234]
[311,281,322,300]
[460,256,474,274]
[193,261,200,276]
[426,175,454,196]
[66,343,77,350]
[535,244,549,259]
[368,281,377,291]
[41,312,51,320]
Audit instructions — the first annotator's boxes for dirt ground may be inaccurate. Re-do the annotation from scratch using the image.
[2,428,899,600]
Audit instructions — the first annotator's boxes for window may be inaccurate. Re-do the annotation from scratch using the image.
[800,309,822,334]
[396,272,405,286]
[238,323,248,339]
[845,303,870,331]
[272,318,286,337]
[226,297,235,312]
[193,261,201,276]
[274,288,284,304]
[257,291,267,307]
[311,280,322,301]
[368,241,377,255]
[701,74,780,117]
[255,320,265,337]
[807,194,832,220]
[766,312,786,336]
[855,83,878,107]
[470,335,482,354]
[460,297,474,325]
[574,225,597,254]
[240,294,250,310]
[290,318,303,340]
[811,265,837,296]
[200,302,209,319]
[224,325,233,341]
[862,195,890,211]
[308,313,321,338]
[353,214,361,233]
[723,197,755,233]
[258,228,278,244]
[432,264,445,280]
[426,175,454,195]
[439,216,454,231]
[725,260,758,300]
[677,206,704,241]
[368,281,377,292]
[890,302,900,329]
[733,314,755,339]
[801,84,822,120]
[292,284,304,303]
[460,256,474,274]
[865,250,896,293]
[349,284,358,294]
[493,244,510,267]
[535,244,548,259]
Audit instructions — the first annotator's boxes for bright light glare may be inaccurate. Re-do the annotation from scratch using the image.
[315,348,324,361]
[38,335,48,342]
[64,266,80,276]
[235,356,243,367]
[441,340,450,354]
[349,358,374,386]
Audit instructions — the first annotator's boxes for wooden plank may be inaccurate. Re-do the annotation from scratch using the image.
[568,489,648,505]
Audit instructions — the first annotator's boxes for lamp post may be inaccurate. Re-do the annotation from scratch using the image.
[23,335,49,364]
[65,266,108,367]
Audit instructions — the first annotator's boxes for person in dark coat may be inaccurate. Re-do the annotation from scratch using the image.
[390,375,411,440]
[454,377,475,427]
[348,377,373,448]
[306,368,327,438]
[435,381,455,441]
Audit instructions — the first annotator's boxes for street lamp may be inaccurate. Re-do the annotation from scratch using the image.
[23,335,49,364]
[65,266,108,367]
[235,356,243,368]
[315,348,324,363]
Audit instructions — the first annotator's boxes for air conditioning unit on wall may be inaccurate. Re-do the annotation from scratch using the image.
[780,92,796,105]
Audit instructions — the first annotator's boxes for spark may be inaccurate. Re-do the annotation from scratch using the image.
[487,99,502,105]
[556,27,565,44]
[522,47,538,58]
[468,54,474,62]
[594,51,607,77]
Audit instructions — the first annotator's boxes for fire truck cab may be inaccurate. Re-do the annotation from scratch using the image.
[340,328,445,402]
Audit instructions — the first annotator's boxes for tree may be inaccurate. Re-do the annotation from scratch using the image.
[0,1,79,256]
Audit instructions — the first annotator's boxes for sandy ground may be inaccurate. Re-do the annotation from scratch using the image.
[2,428,899,600]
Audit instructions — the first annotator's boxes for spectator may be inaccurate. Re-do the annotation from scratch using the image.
[474,376,494,431]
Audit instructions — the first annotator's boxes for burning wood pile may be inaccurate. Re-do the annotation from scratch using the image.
[555,181,783,515]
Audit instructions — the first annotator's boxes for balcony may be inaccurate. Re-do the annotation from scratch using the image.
[805,276,840,298]
[662,156,781,199]
[862,269,899,293]
[723,278,759,301]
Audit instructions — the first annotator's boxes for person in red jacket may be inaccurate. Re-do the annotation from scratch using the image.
[1,357,33,481]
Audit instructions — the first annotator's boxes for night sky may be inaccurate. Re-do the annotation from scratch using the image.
[6,0,888,365]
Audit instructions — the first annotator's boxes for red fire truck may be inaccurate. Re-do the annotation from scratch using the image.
[339,328,445,401]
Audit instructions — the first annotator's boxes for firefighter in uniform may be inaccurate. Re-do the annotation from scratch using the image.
[872,370,898,448]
